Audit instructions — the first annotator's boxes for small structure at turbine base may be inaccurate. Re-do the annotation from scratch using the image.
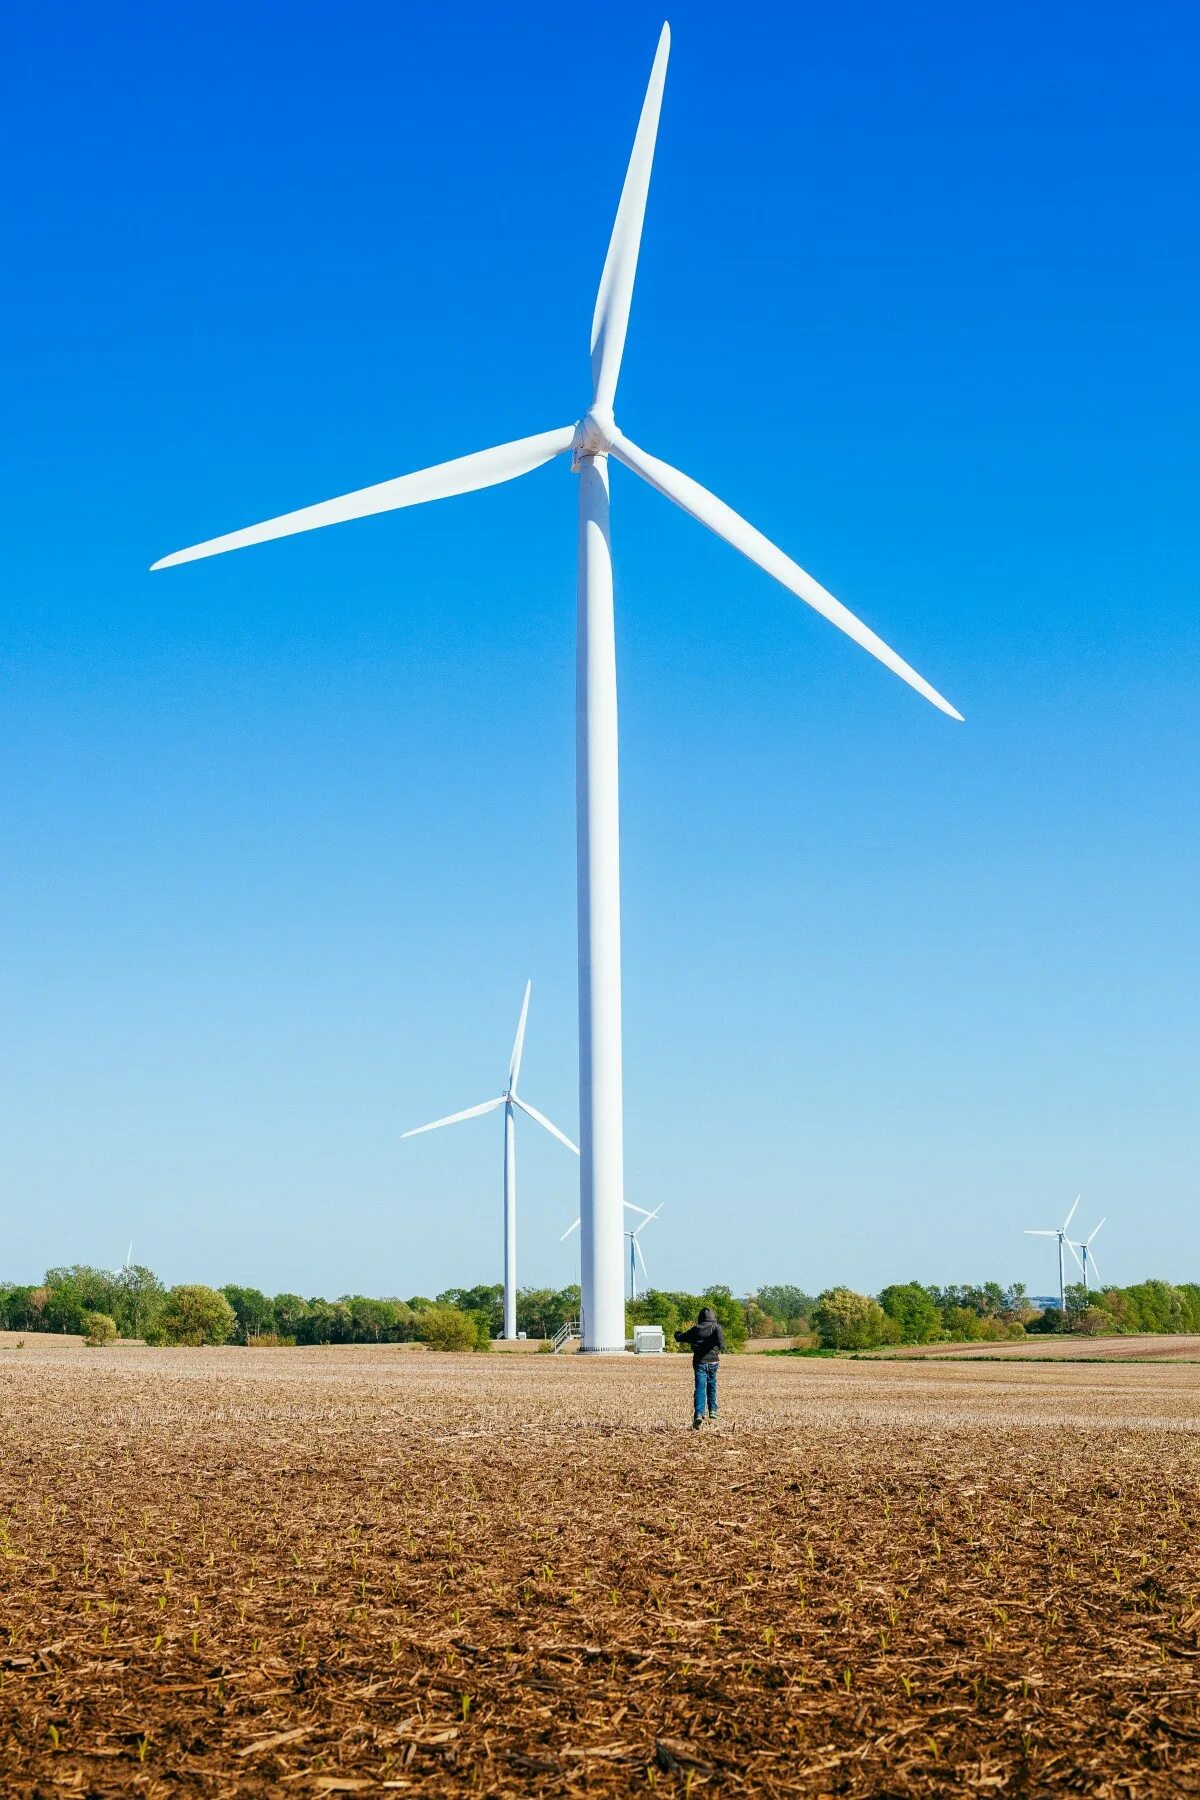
[633,1325,665,1355]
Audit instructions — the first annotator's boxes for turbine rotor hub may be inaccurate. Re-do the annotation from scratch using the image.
[571,408,616,466]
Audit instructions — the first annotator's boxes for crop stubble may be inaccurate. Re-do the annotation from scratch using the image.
[2,1343,1199,1795]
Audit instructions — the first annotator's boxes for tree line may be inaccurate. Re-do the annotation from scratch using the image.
[802,1279,1200,1348]
[1,1266,1196,1349]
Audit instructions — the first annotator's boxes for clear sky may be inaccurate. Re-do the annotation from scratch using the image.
[3,0,1197,1301]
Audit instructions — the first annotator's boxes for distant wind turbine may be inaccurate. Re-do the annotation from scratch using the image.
[626,1204,663,1301]
[561,1200,662,1302]
[150,23,963,1352]
[402,982,577,1339]
[1068,1217,1105,1294]
[1025,1195,1085,1317]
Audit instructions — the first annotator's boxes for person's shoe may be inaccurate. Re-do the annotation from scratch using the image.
[692,1416,703,1431]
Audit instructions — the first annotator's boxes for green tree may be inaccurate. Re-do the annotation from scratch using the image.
[1076,1303,1118,1337]
[221,1286,277,1343]
[1123,1280,1182,1333]
[113,1265,165,1339]
[42,1277,88,1336]
[439,1285,504,1337]
[84,1312,119,1346]
[154,1285,237,1347]
[755,1285,815,1329]
[742,1298,781,1338]
[811,1288,897,1351]
[4,1287,46,1331]
[416,1305,479,1352]
[343,1296,402,1342]
[272,1293,310,1340]
[516,1286,580,1339]
[47,1265,124,1321]
[878,1282,943,1344]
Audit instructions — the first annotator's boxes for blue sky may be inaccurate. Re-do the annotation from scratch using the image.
[3,0,1197,1300]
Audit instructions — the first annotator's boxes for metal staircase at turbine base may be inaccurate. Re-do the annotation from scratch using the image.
[551,1319,581,1354]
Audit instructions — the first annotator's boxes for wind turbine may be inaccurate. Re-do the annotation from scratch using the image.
[1069,1217,1105,1294]
[150,24,963,1353]
[1025,1195,1085,1318]
[626,1203,663,1301]
[401,981,577,1339]
[561,1200,662,1303]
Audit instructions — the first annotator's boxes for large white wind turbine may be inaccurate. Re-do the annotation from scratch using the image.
[1025,1195,1085,1317]
[401,981,577,1339]
[150,23,962,1352]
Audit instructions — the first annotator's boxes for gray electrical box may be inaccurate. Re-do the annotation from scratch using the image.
[633,1325,665,1355]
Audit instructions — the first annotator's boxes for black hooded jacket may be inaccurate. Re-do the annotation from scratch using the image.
[675,1306,725,1368]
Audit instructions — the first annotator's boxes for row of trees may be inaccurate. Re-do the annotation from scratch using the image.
[0,1268,513,1349]
[809,1282,1035,1349]
[5,1266,1200,1349]
[804,1279,1200,1348]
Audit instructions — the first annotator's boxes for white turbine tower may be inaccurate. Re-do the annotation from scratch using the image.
[1025,1195,1085,1318]
[561,1200,662,1305]
[150,24,962,1353]
[1069,1217,1105,1295]
[402,981,578,1340]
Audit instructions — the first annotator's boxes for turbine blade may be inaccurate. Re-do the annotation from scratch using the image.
[1087,1250,1101,1283]
[623,1200,655,1219]
[634,1236,649,1279]
[590,23,671,410]
[1088,1218,1106,1246]
[1063,1194,1081,1232]
[560,1217,581,1242]
[512,1096,580,1155]
[401,1096,505,1138]
[1067,1239,1085,1276]
[610,430,963,721]
[508,980,532,1091]
[1024,1230,1057,1236]
[151,425,577,570]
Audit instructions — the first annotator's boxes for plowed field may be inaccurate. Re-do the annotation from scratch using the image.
[2,1340,1199,1795]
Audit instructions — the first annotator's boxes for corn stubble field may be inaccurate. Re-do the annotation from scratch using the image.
[3,1339,1200,1796]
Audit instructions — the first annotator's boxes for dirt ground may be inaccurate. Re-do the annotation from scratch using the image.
[3,1341,1200,1795]
[876,1335,1200,1362]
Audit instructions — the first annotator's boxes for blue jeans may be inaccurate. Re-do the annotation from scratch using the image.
[693,1362,718,1419]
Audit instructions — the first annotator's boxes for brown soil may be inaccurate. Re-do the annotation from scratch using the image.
[876,1334,1200,1362]
[2,1341,1199,1795]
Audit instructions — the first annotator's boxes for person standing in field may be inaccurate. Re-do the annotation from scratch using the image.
[675,1304,725,1429]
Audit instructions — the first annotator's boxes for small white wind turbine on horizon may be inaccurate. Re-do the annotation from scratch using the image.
[402,981,578,1339]
[1025,1195,1085,1316]
[1068,1217,1105,1294]
[150,22,962,1354]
